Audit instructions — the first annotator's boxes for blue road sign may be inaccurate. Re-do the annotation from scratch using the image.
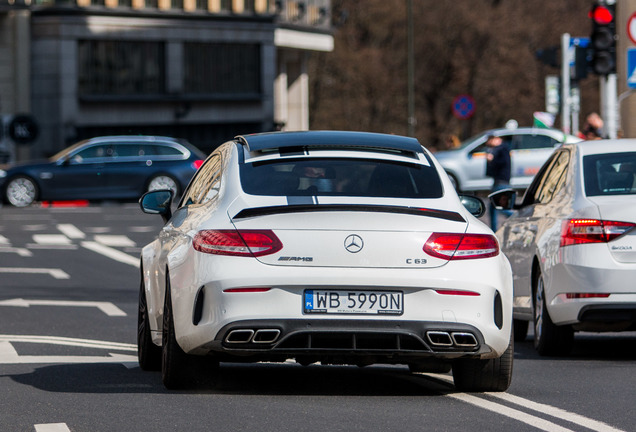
[628,48,636,89]
[452,94,475,120]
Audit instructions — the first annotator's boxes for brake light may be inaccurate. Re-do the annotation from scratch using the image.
[224,287,272,293]
[560,219,636,247]
[423,233,499,260]
[434,289,481,296]
[193,230,282,256]
[565,293,610,299]
[192,160,204,170]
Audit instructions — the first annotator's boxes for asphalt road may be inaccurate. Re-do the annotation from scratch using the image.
[0,202,635,432]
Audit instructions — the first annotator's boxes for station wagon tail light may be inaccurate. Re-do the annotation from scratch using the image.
[193,229,282,257]
[560,219,636,247]
[423,233,499,260]
[192,160,204,170]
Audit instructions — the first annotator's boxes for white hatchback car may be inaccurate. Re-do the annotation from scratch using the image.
[490,139,636,356]
[138,131,513,391]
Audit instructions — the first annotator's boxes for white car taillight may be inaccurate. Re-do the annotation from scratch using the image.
[560,219,636,247]
[193,229,282,257]
[423,233,499,260]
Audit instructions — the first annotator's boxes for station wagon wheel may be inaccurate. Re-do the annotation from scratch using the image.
[5,175,39,207]
[148,175,178,197]
[533,270,573,356]
[137,271,162,371]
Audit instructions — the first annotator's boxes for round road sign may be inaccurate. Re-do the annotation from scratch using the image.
[628,12,636,45]
[452,94,476,120]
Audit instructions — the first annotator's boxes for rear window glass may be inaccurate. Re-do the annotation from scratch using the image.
[584,152,636,196]
[240,158,443,198]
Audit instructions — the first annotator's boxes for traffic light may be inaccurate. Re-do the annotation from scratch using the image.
[589,1,616,75]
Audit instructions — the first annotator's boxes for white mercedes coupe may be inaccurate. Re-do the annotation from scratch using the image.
[138,131,513,391]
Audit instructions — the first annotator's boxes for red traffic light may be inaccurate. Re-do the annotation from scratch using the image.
[589,5,614,25]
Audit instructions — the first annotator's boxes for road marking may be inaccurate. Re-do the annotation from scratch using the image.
[0,247,33,257]
[0,234,9,244]
[95,234,136,247]
[22,224,48,231]
[0,335,136,351]
[86,227,111,234]
[34,423,71,432]
[81,241,139,268]
[0,336,137,366]
[0,267,70,279]
[130,226,156,233]
[56,224,86,239]
[0,298,127,316]
[488,392,625,432]
[32,234,72,245]
[426,373,626,432]
[448,393,576,432]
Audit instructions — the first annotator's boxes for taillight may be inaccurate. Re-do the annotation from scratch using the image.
[423,233,499,260]
[193,230,282,257]
[565,293,610,299]
[560,219,636,247]
[192,160,204,170]
[434,289,481,296]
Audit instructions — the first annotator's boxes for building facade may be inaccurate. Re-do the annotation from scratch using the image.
[0,0,333,159]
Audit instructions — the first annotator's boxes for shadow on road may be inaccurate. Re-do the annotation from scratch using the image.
[514,331,636,361]
[4,362,456,395]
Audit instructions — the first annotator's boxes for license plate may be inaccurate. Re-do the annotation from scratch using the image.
[303,290,403,315]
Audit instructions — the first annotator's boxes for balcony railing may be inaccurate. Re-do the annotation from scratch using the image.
[16,0,331,31]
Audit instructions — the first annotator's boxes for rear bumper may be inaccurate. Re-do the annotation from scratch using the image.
[546,257,636,328]
[201,319,492,363]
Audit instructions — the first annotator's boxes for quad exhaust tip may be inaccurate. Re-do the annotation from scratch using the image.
[225,328,280,344]
[426,331,478,348]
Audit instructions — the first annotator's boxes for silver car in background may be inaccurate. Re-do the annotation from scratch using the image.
[490,139,636,356]
[435,127,581,192]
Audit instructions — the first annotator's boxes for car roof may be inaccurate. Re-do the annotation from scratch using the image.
[83,135,184,144]
[569,138,636,156]
[236,131,424,154]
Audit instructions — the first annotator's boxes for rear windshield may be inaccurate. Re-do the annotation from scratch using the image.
[240,158,443,198]
[584,152,636,196]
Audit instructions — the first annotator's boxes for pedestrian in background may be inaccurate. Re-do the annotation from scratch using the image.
[578,112,606,140]
[444,134,461,150]
[485,135,511,230]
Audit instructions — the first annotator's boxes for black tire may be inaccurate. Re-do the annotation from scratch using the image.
[161,277,219,389]
[162,281,194,389]
[137,275,161,371]
[513,319,529,342]
[533,270,574,356]
[4,175,39,207]
[452,332,513,392]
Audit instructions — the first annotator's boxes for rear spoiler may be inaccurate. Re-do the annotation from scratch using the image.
[233,204,465,223]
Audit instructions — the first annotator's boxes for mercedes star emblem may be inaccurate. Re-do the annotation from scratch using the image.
[344,234,364,253]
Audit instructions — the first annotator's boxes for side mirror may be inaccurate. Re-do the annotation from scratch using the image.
[139,189,173,223]
[459,194,485,218]
[488,188,517,211]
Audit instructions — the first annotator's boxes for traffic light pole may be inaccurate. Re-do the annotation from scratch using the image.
[600,73,618,138]
[561,33,571,134]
